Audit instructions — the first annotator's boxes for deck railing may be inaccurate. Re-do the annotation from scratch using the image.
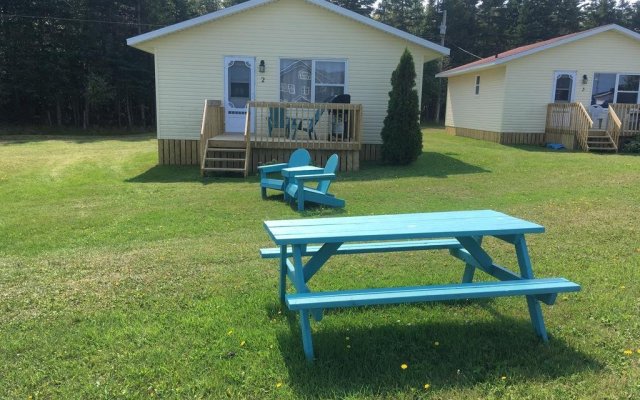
[199,99,225,170]
[606,106,622,152]
[546,103,593,151]
[609,103,640,137]
[244,101,363,149]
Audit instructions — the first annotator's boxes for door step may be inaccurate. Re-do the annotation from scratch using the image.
[202,145,247,176]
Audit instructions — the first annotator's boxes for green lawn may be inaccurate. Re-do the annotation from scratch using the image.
[1,130,638,399]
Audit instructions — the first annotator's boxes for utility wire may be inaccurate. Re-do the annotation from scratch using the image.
[0,13,164,27]
[446,41,484,60]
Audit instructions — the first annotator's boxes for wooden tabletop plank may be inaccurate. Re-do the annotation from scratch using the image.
[264,210,544,245]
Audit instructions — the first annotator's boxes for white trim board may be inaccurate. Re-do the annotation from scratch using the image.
[437,24,640,78]
[127,0,449,56]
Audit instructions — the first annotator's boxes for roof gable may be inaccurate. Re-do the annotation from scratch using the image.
[437,24,640,78]
[127,0,449,56]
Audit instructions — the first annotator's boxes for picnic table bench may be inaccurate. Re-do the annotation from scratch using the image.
[261,210,581,361]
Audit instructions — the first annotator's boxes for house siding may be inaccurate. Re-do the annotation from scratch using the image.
[502,30,640,133]
[445,67,506,132]
[146,0,442,142]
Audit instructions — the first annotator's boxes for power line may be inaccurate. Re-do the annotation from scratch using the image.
[446,41,484,60]
[0,13,164,27]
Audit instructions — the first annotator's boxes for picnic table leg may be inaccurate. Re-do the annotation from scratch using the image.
[292,245,316,360]
[514,235,549,342]
[299,310,314,361]
[297,182,305,211]
[461,236,482,283]
[279,245,287,303]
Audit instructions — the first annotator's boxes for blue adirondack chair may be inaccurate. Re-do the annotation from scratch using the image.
[285,154,345,211]
[259,148,311,198]
[291,109,323,140]
[267,107,293,137]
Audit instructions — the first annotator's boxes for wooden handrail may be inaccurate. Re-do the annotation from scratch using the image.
[199,99,224,173]
[606,107,621,152]
[610,103,640,136]
[545,102,592,151]
[244,105,251,177]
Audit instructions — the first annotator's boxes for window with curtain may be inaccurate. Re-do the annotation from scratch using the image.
[280,59,347,102]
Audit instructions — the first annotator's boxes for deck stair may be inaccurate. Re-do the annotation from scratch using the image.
[201,136,248,176]
[587,129,617,152]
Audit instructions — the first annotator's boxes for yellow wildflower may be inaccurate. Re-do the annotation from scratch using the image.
[227,330,233,335]
[276,382,283,388]
[240,341,246,347]
[401,363,408,370]
[501,376,507,380]
[623,349,633,355]
[424,384,431,390]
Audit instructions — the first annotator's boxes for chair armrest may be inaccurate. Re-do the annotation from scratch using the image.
[258,163,288,174]
[293,173,336,182]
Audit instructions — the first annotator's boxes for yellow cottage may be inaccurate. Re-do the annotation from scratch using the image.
[437,24,640,152]
[127,0,449,175]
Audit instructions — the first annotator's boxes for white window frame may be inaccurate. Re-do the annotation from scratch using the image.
[551,71,577,103]
[474,75,480,95]
[614,73,640,104]
[279,58,348,102]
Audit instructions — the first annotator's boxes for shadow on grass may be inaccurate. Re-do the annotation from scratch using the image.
[349,152,491,181]
[274,304,600,398]
[125,164,255,184]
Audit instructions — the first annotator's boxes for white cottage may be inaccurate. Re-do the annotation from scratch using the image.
[127,0,449,174]
[437,24,640,152]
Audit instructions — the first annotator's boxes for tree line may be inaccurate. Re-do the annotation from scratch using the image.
[1,0,639,128]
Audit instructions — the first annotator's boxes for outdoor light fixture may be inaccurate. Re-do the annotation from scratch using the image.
[259,60,265,73]
[582,74,588,84]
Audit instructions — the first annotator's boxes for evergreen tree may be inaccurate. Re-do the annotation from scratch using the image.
[554,0,582,35]
[374,0,425,35]
[584,0,621,28]
[515,0,557,45]
[381,49,422,165]
[328,0,376,16]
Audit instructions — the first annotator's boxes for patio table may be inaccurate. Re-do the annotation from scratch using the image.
[281,165,324,201]
[261,210,581,361]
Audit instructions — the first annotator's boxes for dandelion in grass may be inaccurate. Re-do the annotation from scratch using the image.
[401,363,408,370]
[637,349,640,354]
[623,349,633,355]
[424,384,431,390]
[227,330,233,336]
[240,341,246,347]
[276,382,283,388]
[501,376,507,381]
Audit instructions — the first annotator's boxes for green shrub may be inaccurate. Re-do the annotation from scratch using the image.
[381,49,422,165]
[622,134,640,153]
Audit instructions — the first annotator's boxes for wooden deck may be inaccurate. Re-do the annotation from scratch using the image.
[199,100,363,176]
[545,102,636,152]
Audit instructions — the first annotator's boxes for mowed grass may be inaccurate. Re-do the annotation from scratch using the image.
[0,130,639,399]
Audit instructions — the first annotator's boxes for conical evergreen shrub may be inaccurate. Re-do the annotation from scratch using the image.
[381,48,422,165]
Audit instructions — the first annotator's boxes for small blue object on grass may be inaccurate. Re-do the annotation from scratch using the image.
[546,143,565,150]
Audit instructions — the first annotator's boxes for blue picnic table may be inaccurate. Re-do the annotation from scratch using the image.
[261,210,581,361]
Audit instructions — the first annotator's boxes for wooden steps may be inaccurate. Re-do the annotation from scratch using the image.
[201,138,248,177]
[587,130,617,152]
